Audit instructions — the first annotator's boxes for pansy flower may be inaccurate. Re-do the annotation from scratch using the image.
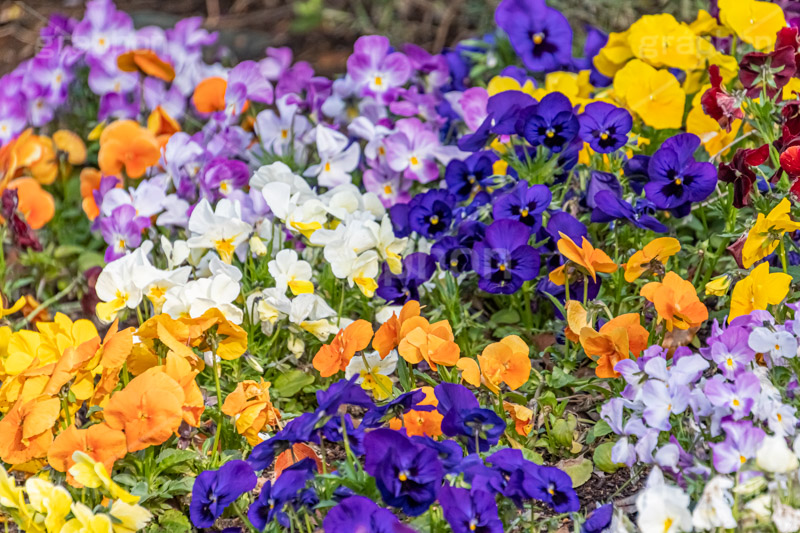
[445,152,497,202]
[363,429,443,516]
[742,198,800,269]
[578,101,632,153]
[190,460,257,528]
[718,145,769,208]
[408,189,455,238]
[704,373,761,420]
[376,252,436,305]
[347,35,412,101]
[739,46,796,98]
[522,92,579,153]
[729,261,793,322]
[494,0,573,72]
[640,272,708,331]
[710,420,765,474]
[575,312,648,378]
[435,383,506,452]
[313,320,374,377]
[624,237,681,282]
[439,486,503,533]
[643,133,717,217]
[493,181,551,230]
[323,495,414,533]
[525,466,580,513]
[473,219,540,294]
[549,232,616,286]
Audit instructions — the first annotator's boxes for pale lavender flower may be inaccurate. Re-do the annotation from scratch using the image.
[100,204,149,261]
[71,0,134,59]
[254,95,311,157]
[98,92,138,121]
[87,52,138,96]
[711,420,765,474]
[199,158,250,201]
[748,326,797,365]
[224,60,275,117]
[346,35,411,102]
[709,326,755,379]
[0,91,28,144]
[384,118,443,183]
[403,44,449,89]
[363,165,411,207]
[704,373,761,420]
[143,78,187,119]
[641,380,690,431]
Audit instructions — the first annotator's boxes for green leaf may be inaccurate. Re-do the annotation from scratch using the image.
[273,370,316,397]
[541,291,566,319]
[593,442,622,473]
[154,449,198,475]
[156,509,192,532]
[521,448,543,465]
[491,309,520,325]
[548,367,574,389]
[551,419,573,449]
[557,457,593,488]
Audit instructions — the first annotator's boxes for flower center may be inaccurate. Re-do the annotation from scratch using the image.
[324,162,331,172]
[498,263,507,272]
[547,484,555,496]
[430,215,439,225]
[740,455,746,463]
[600,131,609,140]
[398,471,408,482]
[663,518,673,532]
[726,357,733,367]
[775,344,780,351]
[732,398,740,407]
[520,208,529,217]
[532,32,545,45]
[281,129,288,139]
[410,156,419,166]
[450,259,459,268]
[384,184,393,195]
[469,520,477,531]
[374,76,383,86]
[545,128,555,138]
[673,178,682,185]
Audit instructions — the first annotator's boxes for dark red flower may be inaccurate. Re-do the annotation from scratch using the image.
[781,145,800,178]
[739,46,797,98]
[701,65,743,131]
[718,145,770,208]
[777,26,800,72]
[1,189,42,252]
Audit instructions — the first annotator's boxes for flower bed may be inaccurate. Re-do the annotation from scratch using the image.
[1,0,800,531]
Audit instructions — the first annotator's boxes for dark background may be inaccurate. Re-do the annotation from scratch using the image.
[0,0,706,76]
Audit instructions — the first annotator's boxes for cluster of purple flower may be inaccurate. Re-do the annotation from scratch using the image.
[602,309,799,486]
[191,377,579,532]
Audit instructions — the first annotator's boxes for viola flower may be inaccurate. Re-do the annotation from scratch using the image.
[522,93,579,153]
[640,272,708,332]
[431,236,472,274]
[117,49,175,82]
[590,191,668,233]
[704,372,761,420]
[549,232,616,286]
[186,198,253,263]
[718,0,786,50]
[445,152,497,202]
[363,166,411,207]
[742,198,800,269]
[578,101,631,153]
[268,249,314,295]
[304,125,361,188]
[198,158,250,201]
[47,423,127,486]
[255,95,312,158]
[190,460,257,528]
[98,120,161,179]
[3,179,54,235]
[739,46,797,98]
[373,300,421,358]
[408,189,455,238]
[225,60,275,116]
[472,219,540,294]
[385,118,447,183]
[624,237,681,282]
[312,319,373,377]
[221,379,281,446]
[248,459,315,530]
[0,396,61,464]
[71,0,133,58]
[345,350,398,400]
[439,486,503,533]
[493,181,551,230]
[376,252,436,305]
[577,313,649,378]
[718,145,769,208]
[710,420,765,474]
[465,335,531,394]
[643,133,717,217]
[613,60,685,130]
[701,65,744,131]
[397,315,461,369]
[494,0,573,72]
[363,429,443,516]
[708,326,755,379]
[347,35,412,100]
[435,383,506,452]
[729,261,792,322]
[323,496,414,533]
[99,204,149,262]
[748,326,798,364]
[525,466,580,513]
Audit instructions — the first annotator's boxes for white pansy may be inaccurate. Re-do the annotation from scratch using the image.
[692,476,736,530]
[757,435,799,473]
[163,273,242,324]
[250,161,313,198]
[304,125,360,188]
[368,215,407,274]
[269,249,314,295]
[636,468,692,533]
[95,244,152,322]
[160,235,190,269]
[288,293,339,341]
[186,198,253,263]
[775,501,800,533]
[749,327,798,362]
[345,350,398,383]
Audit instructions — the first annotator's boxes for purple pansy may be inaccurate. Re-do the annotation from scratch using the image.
[473,219,539,294]
[704,372,761,420]
[522,92,579,153]
[224,60,275,117]
[99,205,149,262]
[494,0,573,72]
[439,486,503,533]
[578,101,632,153]
[199,158,250,201]
[493,181,551,230]
[644,133,717,217]
[376,252,436,305]
[385,118,445,183]
[445,152,497,202]
[710,420,765,474]
[347,35,412,101]
[323,496,415,533]
[408,189,455,238]
[189,460,257,528]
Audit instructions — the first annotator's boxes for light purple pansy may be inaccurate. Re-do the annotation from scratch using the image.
[346,35,412,101]
[704,373,761,420]
[710,420,765,474]
[99,204,149,261]
[224,60,275,117]
[71,0,134,58]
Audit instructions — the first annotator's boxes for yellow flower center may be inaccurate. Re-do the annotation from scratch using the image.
[374,76,383,86]
[532,32,545,45]
[219,180,231,194]
[398,472,408,482]
[324,162,331,172]
[674,178,682,185]
[732,398,740,407]
[726,357,733,367]
[215,237,237,263]
[499,264,507,271]
[600,132,609,140]
[546,128,555,138]
[281,129,288,139]
[775,344,781,351]
[521,208,529,217]
[384,184,393,195]
[663,518,673,532]
[117,238,126,250]
[410,156,419,166]
[450,259,459,268]
[740,455,746,463]
[430,215,439,225]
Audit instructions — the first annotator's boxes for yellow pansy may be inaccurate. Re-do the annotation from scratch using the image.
[487,75,537,98]
[614,59,685,130]
[68,452,139,504]
[705,275,732,297]
[531,71,594,108]
[689,9,732,37]
[729,262,792,322]
[686,87,742,158]
[594,30,634,79]
[719,0,786,51]
[109,500,153,533]
[25,478,72,533]
[742,198,800,269]
[62,503,114,533]
[0,464,26,509]
[785,78,800,100]
[628,14,706,71]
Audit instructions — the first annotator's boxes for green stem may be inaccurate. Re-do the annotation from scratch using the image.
[13,278,79,329]
[211,351,224,466]
[233,501,258,533]
[780,237,789,274]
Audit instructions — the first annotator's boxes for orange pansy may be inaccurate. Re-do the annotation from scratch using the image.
[52,129,87,165]
[397,316,460,370]
[193,77,227,113]
[0,395,61,464]
[147,106,181,145]
[373,301,421,358]
[402,386,443,438]
[117,49,176,82]
[79,168,121,221]
[13,131,58,185]
[103,371,184,452]
[149,353,205,427]
[564,300,590,342]
[47,423,127,486]
[640,271,708,331]
[98,120,160,179]
[221,379,280,445]
[313,320,373,377]
[504,401,533,436]
[578,314,648,378]
[274,443,323,478]
[7,178,55,229]
[476,335,531,394]
[624,237,681,282]
[549,232,617,285]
